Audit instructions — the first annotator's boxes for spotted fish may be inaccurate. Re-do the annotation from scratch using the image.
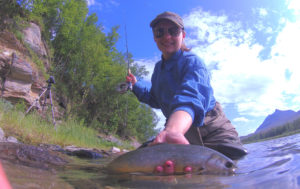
[107,143,236,175]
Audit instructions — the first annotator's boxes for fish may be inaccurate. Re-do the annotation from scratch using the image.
[106,143,236,175]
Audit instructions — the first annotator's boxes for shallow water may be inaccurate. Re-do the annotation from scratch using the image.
[3,133,300,188]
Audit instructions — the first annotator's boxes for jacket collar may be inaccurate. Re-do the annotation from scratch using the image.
[161,49,182,70]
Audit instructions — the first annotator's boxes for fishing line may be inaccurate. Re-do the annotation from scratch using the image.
[116,24,132,93]
[115,23,132,135]
[125,25,132,91]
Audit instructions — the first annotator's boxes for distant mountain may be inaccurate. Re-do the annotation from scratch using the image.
[255,109,300,133]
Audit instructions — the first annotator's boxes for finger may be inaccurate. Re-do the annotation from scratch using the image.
[148,139,156,146]
[180,137,190,145]
[128,69,131,75]
[150,135,163,146]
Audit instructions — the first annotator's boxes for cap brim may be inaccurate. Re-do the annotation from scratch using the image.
[150,18,183,28]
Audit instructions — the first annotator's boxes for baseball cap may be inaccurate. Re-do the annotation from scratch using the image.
[150,11,184,29]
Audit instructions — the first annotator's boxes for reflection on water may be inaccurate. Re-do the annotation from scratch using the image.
[3,133,300,188]
[2,159,73,189]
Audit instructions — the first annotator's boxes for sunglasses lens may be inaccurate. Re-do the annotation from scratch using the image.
[154,27,181,38]
[169,27,180,37]
[154,28,164,38]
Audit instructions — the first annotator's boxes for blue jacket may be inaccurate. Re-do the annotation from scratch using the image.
[133,49,216,127]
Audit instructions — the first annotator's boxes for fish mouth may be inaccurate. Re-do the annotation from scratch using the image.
[204,155,237,175]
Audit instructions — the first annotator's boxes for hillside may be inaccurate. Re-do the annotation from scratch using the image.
[241,109,300,143]
[255,109,300,133]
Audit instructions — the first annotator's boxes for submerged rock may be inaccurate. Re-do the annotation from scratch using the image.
[64,145,106,159]
[0,142,69,170]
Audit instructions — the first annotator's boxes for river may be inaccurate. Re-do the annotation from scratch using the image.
[3,133,300,189]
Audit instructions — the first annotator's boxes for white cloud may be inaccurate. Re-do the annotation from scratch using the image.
[271,21,300,96]
[134,57,159,81]
[109,0,119,7]
[86,0,96,6]
[87,0,119,10]
[233,117,249,123]
[252,7,268,17]
[265,26,273,33]
[287,0,300,13]
[183,7,300,119]
[258,8,268,17]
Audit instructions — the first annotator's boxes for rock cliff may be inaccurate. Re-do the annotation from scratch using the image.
[0,22,54,112]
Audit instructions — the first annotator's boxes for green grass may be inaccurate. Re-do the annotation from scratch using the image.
[0,99,130,150]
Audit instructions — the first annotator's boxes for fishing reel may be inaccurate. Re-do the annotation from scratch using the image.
[116,81,132,94]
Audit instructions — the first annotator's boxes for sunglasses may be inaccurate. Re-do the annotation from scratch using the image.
[153,26,182,38]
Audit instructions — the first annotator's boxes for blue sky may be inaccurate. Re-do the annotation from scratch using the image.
[87,0,300,136]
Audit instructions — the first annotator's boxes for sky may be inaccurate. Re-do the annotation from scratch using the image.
[87,0,300,136]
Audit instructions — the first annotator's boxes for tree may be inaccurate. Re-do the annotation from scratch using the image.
[6,0,158,142]
[0,0,27,30]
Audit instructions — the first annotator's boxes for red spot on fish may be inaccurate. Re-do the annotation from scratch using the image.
[184,166,192,173]
[154,165,164,173]
[164,160,175,174]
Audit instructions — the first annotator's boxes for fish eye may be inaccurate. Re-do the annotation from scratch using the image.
[225,161,234,168]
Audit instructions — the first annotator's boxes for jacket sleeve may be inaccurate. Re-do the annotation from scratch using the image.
[132,81,161,109]
[170,56,215,127]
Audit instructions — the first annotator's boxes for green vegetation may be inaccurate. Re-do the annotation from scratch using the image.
[242,118,300,144]
[0,99,130,149]
[0,0,159,145]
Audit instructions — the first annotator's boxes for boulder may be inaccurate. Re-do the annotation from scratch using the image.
[22,22,47,57]
[0,142,69,170]
[110,146,121,153]
[64,145,105,159]
[0,128,5,142]
[2,77,32,101]
[9,52,33,82]
[6,136,18,143]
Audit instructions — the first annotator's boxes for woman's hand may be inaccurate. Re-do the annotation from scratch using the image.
[150,110,192,145]
[126,69,137,86]
[151,129,189,145]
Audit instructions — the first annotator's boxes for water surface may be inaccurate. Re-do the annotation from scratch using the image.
[3,133,300,188]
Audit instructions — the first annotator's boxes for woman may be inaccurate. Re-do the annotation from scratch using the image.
[126,11,247,160]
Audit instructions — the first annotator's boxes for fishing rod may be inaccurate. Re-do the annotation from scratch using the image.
[125,24,132,91]
[116,25,132,94]
[114,24,132,134]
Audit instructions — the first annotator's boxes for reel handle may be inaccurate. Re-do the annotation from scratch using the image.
[116,82,132,94]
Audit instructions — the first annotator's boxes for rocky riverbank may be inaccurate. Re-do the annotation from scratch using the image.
[0,127,133,171]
